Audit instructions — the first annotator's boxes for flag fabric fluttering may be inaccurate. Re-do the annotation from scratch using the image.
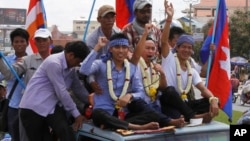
[25,0,47,54]
[201,0,232,121]
[200,27,213,64]
[115,0,135,29]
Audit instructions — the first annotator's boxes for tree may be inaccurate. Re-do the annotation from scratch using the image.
[229,10,250,59]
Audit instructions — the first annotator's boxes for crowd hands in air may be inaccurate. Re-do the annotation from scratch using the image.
[0,0,220,141]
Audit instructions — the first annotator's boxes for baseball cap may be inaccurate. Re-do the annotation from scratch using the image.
[34,28,52,38]
[133,0,152,12]
[98,5,116,17]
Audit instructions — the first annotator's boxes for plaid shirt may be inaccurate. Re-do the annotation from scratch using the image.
[122,23,162,52]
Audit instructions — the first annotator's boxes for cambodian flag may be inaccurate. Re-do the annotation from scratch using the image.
[201,0,232,121]
[25,0,47,54]
[115,0,135,29]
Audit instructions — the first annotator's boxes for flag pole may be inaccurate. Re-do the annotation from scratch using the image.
[205,0,220,86]
[83,0,96,42]
[40,0,47,28]
[0,52,26,88]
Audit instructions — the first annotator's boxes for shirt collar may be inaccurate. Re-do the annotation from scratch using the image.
[60,52,69,70]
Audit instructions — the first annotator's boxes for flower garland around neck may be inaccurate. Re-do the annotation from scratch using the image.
[139,57,160,101]
[107,59,130,109]
[174,53,192,101]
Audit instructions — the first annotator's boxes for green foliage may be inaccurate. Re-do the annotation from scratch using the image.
[192,42,203,62]
[201,19,213,37]
[214,110,243,125]
[191,19,214,63]
[229,10,250,58]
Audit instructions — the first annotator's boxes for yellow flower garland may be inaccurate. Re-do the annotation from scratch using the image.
[174,53,192,101]
[107,59,130,108]
[139,57,160,101]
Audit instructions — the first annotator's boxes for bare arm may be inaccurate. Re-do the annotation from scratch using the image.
[196,82,219,117]
[161,0,174,58]
[196,82,214,98]
[130,23,152,65]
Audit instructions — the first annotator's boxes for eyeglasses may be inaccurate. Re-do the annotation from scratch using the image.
[138,9,152,14]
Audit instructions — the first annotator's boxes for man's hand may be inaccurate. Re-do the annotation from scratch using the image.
[144,23,153,35]
[164,0,174,18]
[94,37,108,51]
[209,100,219,117]
[90,81,102,94]
[117,94,133,107]
[72,115,87,132]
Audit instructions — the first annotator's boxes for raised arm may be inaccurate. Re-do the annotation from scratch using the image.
[161,0,174,58]
[130,23,153,65]
[79,37,108,75]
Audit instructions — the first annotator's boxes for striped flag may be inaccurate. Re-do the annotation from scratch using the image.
[115,0,135,29]
[25,0,47,54]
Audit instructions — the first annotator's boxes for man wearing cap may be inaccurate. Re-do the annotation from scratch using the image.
[19,41,90,141]
[122,0,161,57]
[160,1,219,123]
[86,5,121,94]
[86,4,120,59]
[0,28,52,85]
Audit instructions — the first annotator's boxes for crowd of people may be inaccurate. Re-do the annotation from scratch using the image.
[0,0,223,140]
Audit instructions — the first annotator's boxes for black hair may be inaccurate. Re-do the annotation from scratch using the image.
[64,41,90,60]
[109,32,128,41]
[10,28,30,43]
[169,26,186,40]
[51,45,64,54]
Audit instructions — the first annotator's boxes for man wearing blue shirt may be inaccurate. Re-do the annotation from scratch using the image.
[19,41,90,141]
[0,28,28,141]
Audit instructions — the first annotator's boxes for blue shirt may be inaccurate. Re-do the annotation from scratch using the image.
[0,54,24,108]
[19,52,89,118]
[79,50,144,115]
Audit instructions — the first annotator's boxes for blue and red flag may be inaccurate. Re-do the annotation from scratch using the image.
[200,27,213,64]
[115,0,135,29]
[25,0,47,54]
[201,0,232,121]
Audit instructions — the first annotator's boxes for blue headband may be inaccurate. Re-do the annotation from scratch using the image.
[108,38,129,47]
[101,38,129,62]
[176,34,194,47]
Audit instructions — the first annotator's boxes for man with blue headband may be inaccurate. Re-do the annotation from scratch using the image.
[160,1,219,124]
[80,33,158,130]
[80,33,185,130]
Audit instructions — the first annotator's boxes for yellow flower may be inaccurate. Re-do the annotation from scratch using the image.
[181,92,187,101]
[148,87,157,101]
[149,87,157,96]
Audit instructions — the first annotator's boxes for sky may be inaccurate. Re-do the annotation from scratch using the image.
[0,0,200,31]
